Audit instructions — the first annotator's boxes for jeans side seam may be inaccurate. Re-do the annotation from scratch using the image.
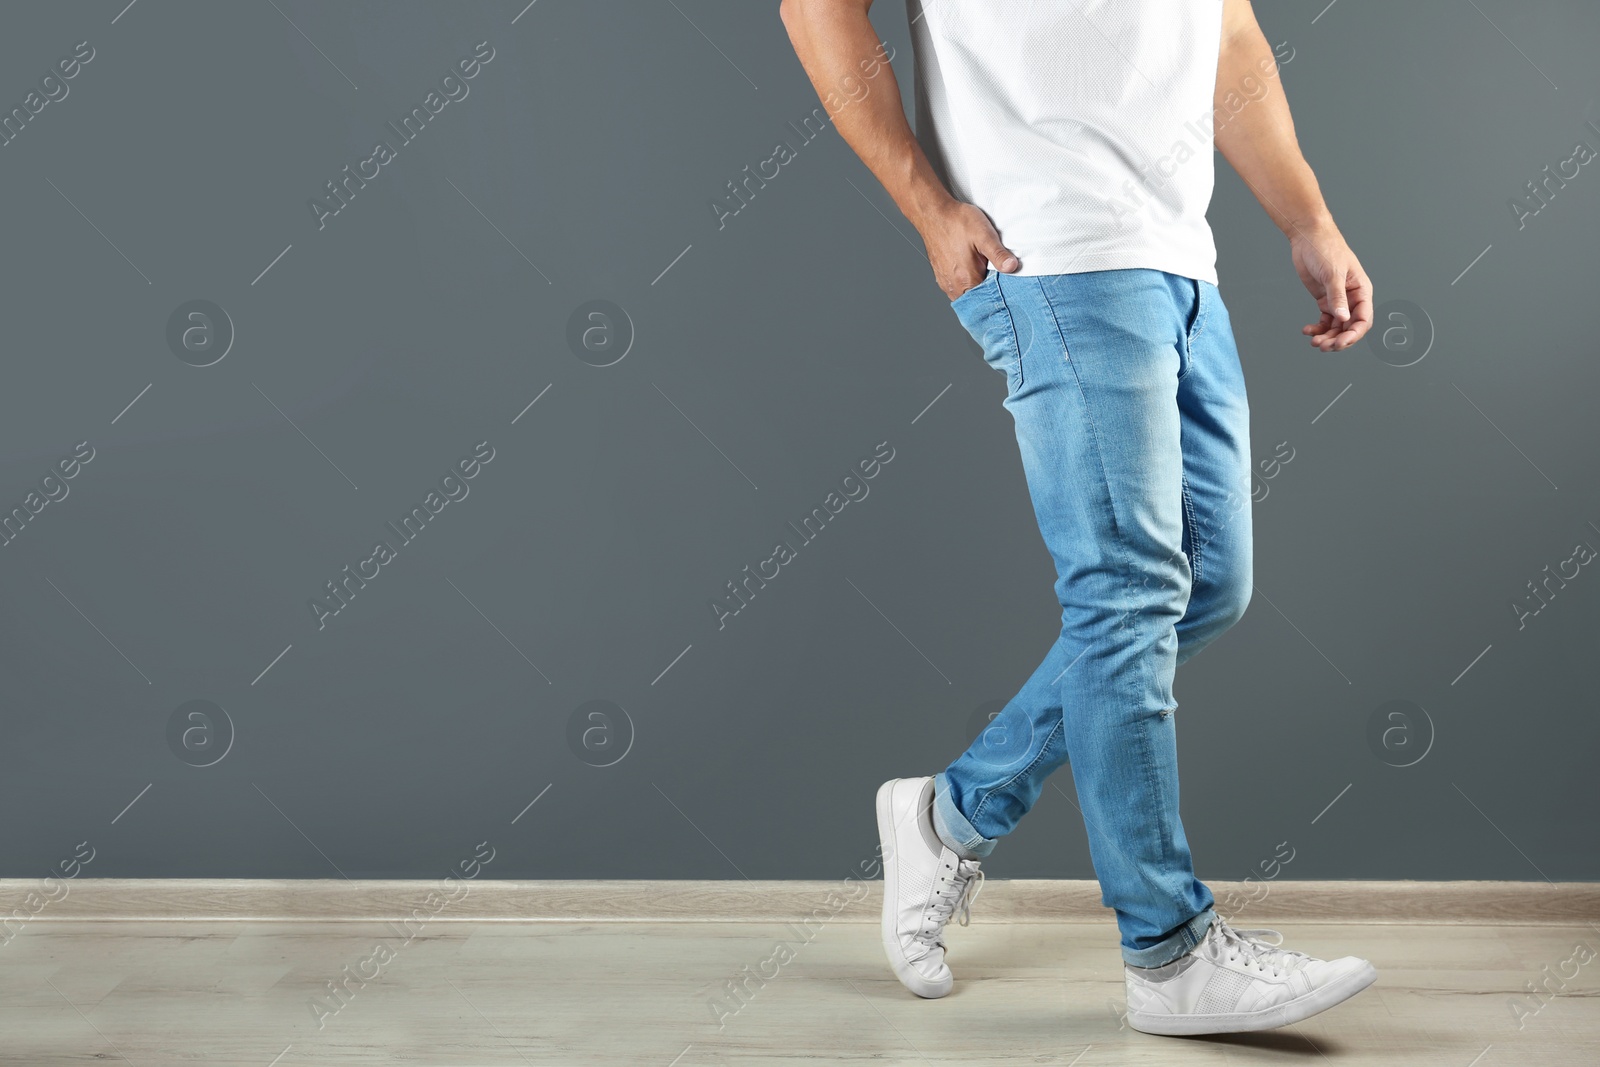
[1180,473,1202,583]
[992,273,1025,390]
[1139,680,1182,883]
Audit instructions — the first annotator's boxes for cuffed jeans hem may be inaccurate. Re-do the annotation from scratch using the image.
[1122,907,1217,968]
[931,772,996,860]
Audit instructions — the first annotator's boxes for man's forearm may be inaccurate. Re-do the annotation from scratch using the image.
[779,0,953,231]
[1213,1,1371,349]
[1212,12,1334,239]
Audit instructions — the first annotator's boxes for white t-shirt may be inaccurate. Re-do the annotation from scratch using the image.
[907,0,1225,285]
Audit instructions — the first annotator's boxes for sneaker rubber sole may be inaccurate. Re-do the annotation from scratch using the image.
[1127,959,1378,1036]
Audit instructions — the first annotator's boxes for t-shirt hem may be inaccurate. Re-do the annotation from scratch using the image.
[1001,249,1218,287]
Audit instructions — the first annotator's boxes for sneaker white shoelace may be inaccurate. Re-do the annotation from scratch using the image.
[914,860,984,949]
[1208,919,1314,980]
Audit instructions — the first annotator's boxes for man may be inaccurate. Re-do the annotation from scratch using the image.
[781,0,1377,1036]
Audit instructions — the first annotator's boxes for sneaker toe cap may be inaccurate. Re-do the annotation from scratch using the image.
[1307,955,1377,990]
[894,948,953,998]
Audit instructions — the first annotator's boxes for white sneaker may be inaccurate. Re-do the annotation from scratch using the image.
[875,776,984,999]
[1124,918,1377,1035]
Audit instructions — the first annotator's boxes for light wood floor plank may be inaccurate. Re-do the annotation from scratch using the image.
[1,918,1596,1065]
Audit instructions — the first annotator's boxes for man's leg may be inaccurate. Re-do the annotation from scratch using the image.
[933,268,1226,967]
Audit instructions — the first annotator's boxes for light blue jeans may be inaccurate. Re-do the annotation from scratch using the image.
[933,268,1253,967]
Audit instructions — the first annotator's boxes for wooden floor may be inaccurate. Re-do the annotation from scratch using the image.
[3,916,1596,1066]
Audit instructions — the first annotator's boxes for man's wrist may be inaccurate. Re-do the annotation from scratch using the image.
[900,177,959,234]
[1281,209,1337,242]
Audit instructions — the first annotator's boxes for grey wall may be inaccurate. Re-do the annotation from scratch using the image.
[2,0,1596,886]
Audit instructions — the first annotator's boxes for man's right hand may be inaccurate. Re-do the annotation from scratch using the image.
[921,200,1022,300]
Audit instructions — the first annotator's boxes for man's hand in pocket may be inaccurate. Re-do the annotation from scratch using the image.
[921,200,1021,299]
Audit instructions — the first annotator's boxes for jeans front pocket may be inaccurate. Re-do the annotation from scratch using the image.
[950,270,1023,392]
